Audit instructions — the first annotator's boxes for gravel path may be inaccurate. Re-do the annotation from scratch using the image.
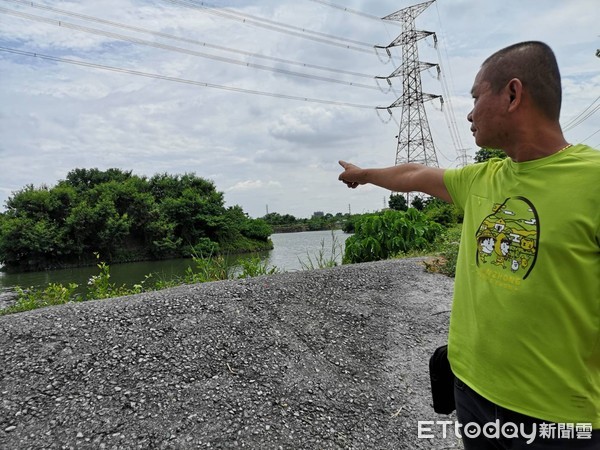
[0,258,462,449]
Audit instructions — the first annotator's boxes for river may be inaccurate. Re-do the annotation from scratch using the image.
[0,230,351,297]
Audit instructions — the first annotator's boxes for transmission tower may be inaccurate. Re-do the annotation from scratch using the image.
[376,0,442,168]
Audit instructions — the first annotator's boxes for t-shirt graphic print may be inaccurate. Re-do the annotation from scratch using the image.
[475,196,539,280]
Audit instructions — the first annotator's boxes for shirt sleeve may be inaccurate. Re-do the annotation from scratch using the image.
[443,163,488,211]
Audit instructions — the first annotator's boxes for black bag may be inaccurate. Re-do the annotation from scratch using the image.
[429,345,456,414]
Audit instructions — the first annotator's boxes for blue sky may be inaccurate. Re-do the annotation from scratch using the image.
[1,0,598,218]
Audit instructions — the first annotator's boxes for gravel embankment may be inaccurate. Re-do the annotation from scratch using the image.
[0,258,462,449]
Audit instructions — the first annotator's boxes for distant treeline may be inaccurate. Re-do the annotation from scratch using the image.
[0,169,272,272]
[262,212,347,233]
[263,195,462,235]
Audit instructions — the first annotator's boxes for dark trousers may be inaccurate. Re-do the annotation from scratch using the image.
[454,377,600,449]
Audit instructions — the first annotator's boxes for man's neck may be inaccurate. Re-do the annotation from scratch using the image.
[507,141,570,162]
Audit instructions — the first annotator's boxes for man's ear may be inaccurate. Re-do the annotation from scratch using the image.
[507,78,523,112]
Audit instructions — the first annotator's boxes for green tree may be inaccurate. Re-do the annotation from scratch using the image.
[423,197,462,227]
[65,168,134,192]
[388,193,408,211]
[474,148,506,163]
[5,184,53,221]
[411,196,425,211]
[0,216,64,270]
[263,212,297,225]
[0,169,270,271]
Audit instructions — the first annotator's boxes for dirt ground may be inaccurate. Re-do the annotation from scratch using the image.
[0,258,462,449]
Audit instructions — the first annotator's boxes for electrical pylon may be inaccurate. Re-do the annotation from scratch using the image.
[376,0,441,168]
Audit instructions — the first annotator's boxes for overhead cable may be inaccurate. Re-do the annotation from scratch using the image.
[435,44,465,152]
[0,7,383,91]
[303,0,394,22]
[562,95,600,131]
[164,0,375,54]
[3,0,375,80]
[0,47,376,109]
[580,127,600,144]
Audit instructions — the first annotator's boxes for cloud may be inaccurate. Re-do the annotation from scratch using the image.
[227,179,282,192]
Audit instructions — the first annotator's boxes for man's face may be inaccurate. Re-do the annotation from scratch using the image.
[467,68,507,149]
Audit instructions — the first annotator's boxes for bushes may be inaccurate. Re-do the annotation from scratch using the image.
[343,209,443,264]
[423,226,461,277]
[423,198,463,227]
[342,204,461,276]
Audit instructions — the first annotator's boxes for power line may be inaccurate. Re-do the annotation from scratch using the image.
[564,104,600,131]
[164,0,376,54]
[0,6,384,91]
[436,47,464,148]
[580,127,600,144]
[0,46,376,109]
[433,1,469,166]
[303,0,395,22]
[562,95,600,131]
[3,0,376,80]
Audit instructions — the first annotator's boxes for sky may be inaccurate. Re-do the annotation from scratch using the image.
[0,0,598,219]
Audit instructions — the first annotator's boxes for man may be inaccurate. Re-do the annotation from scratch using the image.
[338,41,599,449]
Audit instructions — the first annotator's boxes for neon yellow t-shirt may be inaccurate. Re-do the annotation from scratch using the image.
[444,144,600,427]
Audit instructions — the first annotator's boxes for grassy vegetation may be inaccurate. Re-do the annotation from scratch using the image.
[0,253,279,316]
[422,226,461,277]
[298,231,344,271]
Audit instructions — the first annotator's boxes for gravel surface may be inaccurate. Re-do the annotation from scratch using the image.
[0,258,462,449]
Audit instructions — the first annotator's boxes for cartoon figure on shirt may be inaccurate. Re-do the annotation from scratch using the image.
[477,234,495,262]
[492,232,511,268]
[475,196,539,279]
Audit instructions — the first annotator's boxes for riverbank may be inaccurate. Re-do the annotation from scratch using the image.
[0,230,352,311]
[0,258,461,449]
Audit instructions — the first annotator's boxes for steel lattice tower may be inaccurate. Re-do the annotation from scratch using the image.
[376,0,441,167]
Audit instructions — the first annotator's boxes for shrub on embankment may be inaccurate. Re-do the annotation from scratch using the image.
[342,208,460,277]
[343,209,443,263]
